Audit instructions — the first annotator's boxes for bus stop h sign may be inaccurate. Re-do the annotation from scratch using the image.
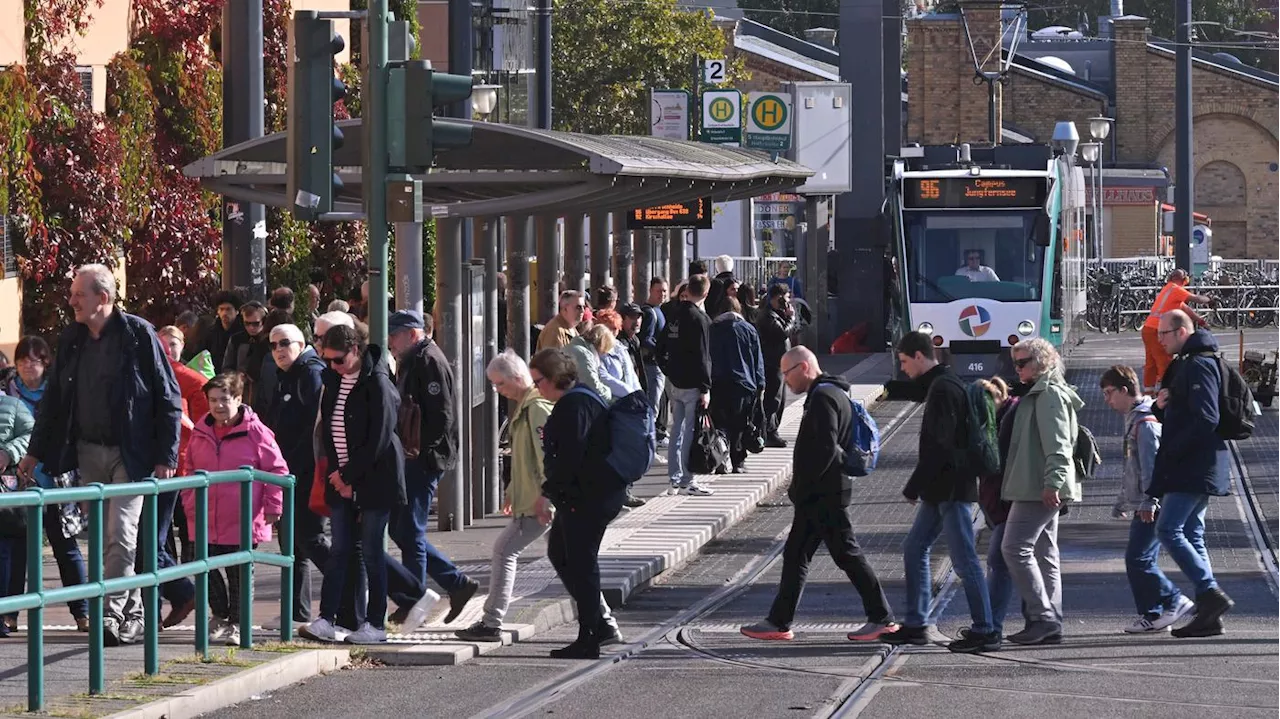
[746,94,792,152]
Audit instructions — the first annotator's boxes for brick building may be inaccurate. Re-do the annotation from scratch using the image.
[906,1,1278,260]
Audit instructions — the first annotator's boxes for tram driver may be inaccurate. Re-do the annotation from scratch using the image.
[956,250,1000,283]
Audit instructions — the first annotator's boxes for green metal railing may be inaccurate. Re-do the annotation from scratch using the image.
[0,467,295,712]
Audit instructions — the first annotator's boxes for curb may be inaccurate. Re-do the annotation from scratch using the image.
[104,649,350,719]
[365,353,890,667]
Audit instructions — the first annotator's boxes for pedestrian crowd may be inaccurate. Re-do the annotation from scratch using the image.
[739,303,1238,650]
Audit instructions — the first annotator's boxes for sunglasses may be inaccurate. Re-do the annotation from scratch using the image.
[243,320,264,328]
[270,339,298,350]
[323,353,350,367]
[1013,357,1034,369]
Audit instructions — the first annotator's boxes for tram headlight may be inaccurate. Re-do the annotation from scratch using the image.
[1017,320,1035,336]
[917,322,934,335]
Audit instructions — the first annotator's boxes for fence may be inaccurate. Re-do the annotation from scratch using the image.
[0,468,295,712]
[1095,257,1280,281]
[698,256,798,292]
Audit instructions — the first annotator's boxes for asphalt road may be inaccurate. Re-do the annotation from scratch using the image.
[205,338,1279,719]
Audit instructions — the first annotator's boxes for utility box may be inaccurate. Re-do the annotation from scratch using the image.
[784,82,853,195]
[386,175,422,223]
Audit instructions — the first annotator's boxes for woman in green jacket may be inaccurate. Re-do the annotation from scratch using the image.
[1000,338,1083,646]
[0,394,35,637]
[454,350,621,644]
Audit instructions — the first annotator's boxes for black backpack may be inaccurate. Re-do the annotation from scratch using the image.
[1073,423,1102,481]
[1200,351,1257,441]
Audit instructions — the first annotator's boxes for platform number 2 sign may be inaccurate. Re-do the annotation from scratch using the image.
[703,59,726,84]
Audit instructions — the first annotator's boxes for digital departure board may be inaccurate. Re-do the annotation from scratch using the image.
[627,197,713,229]
[903,177,1046,209]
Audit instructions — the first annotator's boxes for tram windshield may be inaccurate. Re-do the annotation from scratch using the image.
[903,210,1046,303]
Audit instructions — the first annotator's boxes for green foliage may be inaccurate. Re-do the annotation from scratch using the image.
[738,0,839,37]
[551,0,747,134]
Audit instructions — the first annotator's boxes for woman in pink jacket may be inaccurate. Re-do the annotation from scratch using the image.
[181,372,288,646]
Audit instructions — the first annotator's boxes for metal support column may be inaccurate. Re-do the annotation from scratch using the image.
[837,0,887,350]
[668,229,687,284]
[803,196,832,349]
[535,0,552,129]
[564,214,587,293]
[1174,0,1193,270]
[395,222,424,312]
[536,216,560,322]
[507,215,532,360]
[612,213,634,304]
[589,212,610,291]
[482,219,500,515]
[633,228,652,302]
[221,0,266,300]
[364,0,391,346]
[436,217,465,531]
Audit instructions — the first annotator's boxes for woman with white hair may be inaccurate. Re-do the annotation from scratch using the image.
[454,350,622,644]
[999,337,1083,645]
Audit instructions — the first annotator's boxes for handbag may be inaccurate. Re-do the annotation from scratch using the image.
[0,473,29,539]
[397,397,422,460]
[53,472,85,539]
[688,407,731,475]
[309,455,331,517]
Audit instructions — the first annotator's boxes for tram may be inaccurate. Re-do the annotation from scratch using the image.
[887,143,1087,378]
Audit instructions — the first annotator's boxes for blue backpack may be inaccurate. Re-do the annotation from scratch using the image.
[814,382,880,477]
[567,386,656,485]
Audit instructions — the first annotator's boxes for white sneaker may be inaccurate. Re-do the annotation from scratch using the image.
[344,622,388,644]
[224,624,241,646]
[299,617,338,643]
[652,453,667,465]
[680,483,714,496]
[397,589,442,635]
[1123,615,1167,634]
[667,485,681,496]
[1151,595,1195,630]
[208,618,231,642]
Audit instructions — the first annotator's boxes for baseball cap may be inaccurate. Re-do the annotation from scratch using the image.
[388,309,425,334]
[619,303,642,318]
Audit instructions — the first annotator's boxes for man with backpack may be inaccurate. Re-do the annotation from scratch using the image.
[740,347,896,643]
[882,332,997,653]
[1149,309,1237,637]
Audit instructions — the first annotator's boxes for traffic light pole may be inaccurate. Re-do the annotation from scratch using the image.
[365,0,391,347]
[222,0,267,300]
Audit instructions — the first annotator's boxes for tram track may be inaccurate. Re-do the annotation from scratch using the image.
[470,402,923,719]
[1228,438,1279,593]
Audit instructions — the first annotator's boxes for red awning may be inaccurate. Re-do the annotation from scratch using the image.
[1160,203,1211,224]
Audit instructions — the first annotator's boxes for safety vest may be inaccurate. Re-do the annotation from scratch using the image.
[1144,282,1190,329]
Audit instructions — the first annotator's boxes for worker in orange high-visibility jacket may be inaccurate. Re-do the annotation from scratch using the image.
[1142,268,1212,392]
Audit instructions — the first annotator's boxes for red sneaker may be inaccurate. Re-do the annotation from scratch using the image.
[740,620,794,641]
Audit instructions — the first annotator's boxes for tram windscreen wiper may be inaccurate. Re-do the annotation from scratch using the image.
[916,274,958,302]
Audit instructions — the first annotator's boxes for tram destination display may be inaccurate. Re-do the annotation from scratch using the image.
[627,197,714,229]
[904,177,1046,209]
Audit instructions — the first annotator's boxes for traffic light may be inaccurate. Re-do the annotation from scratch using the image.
[287,11,347,221]
[389,62,474,170]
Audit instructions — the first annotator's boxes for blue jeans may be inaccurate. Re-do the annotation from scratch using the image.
[644,365,665,439]
[903,500,993,633]
[667,386,701,486]
[1156,492,1217,595]
[1127,516,1182,618]
[393,460,468,594]
[1,506,90,622]
[135,491,195,609]
[985,522,1015,636]
[322,501,391,630]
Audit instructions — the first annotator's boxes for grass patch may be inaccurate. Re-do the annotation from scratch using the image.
[121,672,200,686]
[251,640,311,653]
[165,647,256,667]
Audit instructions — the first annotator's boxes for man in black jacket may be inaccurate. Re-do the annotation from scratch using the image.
[655,274,715,496]
[197,290,242,373]
[741,347,895,642]
[882,332,996,652]
[756,284,796,447]
[387,310,480,621]
[19,264,182,647]
[222,301,270,404]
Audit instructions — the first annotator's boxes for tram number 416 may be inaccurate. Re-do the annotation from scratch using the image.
[967,361,985,373]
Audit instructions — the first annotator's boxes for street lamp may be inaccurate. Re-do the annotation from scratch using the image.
[472,84,500,119]
[1087,117,1114,261]
[1080,142,1101,164]
[1051,121,1080,158]
[1080,142,1102,260]
[1088,116,1113,141]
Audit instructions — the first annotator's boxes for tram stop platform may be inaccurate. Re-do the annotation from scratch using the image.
[0,352,891,718]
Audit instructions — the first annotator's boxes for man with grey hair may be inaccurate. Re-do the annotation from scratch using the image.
[18,263,182,647]
[537,290,586,351]
[314,310,355,347]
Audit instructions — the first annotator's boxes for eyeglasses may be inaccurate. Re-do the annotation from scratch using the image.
[1157,328,1179,337]
[966,256,981,261]
[782,363,803,376]
[530,374,547,387]
[323,353,350,367]
[1013,357,1035,369]
[271,339,298,350]
[1101,387,1119,398]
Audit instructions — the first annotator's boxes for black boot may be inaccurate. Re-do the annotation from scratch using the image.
[1172,588,1233,638]
[550,633,601,659]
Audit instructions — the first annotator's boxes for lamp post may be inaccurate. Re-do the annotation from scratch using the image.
[1080,142,1101,262]
[1087,116,1113,260]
